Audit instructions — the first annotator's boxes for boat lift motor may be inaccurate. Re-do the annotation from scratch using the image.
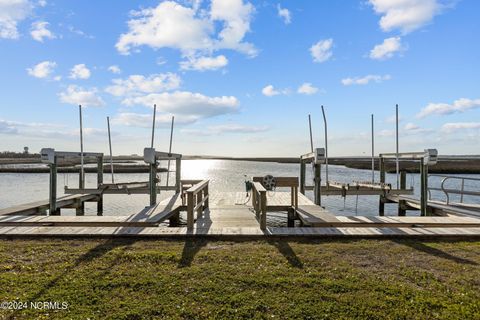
[424,149,438,165]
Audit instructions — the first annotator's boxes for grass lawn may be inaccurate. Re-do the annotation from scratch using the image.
[0,238,479,319]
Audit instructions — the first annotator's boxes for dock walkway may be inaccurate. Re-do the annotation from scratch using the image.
[1,191,480,238]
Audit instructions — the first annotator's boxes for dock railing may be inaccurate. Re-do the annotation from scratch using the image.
[252,182,267,230]
[185,180,209,229]
[428,175,480,205]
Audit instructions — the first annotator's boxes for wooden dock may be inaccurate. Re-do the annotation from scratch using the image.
[1,191,480,238]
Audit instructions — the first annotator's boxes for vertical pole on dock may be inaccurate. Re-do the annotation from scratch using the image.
[49,157,59,215]
[166,116,175,187]
[300,160,306,195]
[97,155,104,215]
[175,157,181,194]
[314,162,322,206]
[379,156,385,216]
[398,170,406,216]
[308,114,314,152]
[107,116,115,184]
[371,114,375,184]
[395,104,399,189]
[79,105,85,189]
[420,159,428,216]
[321,105,329,184]
[149,162,157,206]
[151,104,157,148]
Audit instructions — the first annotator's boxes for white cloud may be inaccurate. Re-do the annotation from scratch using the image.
[27,60,56,78]
[441,122,480,133]
[105,73,181,97]
[341,74,391,86]
[108,65,121,74]
[0,0,33,39]
[59,85,105,107]
[262,85,280,97]
[403,122,432,135]
[38,0,47,7]
[121,91,239,119]
[310,39,333,63]
[180,55,228,71]
[368,0,443,34]
[277,4,291,24]
[183,123,269,135]
[69,64,91,79]
[116,0,256,57]
[112,112,197,128]
[369,36,403,60]
[417,98,480,118]
[0,120,18,134]
[30,21,55,42]
[297,83,318,95]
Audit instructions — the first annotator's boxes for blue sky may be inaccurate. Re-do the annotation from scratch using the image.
[0,0,479,156]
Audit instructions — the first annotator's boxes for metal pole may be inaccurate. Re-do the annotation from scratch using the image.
[107,116,115,184]
[321,105,328,184]
[151,104,157,148]
[166,116,175,186]
[371,114,375,184]
[79,105,84,189]
[308,114,314,152]
[395,104,399,188]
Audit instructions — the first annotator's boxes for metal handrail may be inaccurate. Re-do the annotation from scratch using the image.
[428,174,480,204]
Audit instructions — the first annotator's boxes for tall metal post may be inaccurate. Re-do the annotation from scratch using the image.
[151,104,157,148]
[308,114,314,152]
[166,116,175,187]
[395,104,399,188]
[107,116,115,183]
[321,105,328,184]
[79,105,84,189]
[371,114,375,184]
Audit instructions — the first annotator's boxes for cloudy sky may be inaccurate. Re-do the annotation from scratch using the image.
[0,0,479,156]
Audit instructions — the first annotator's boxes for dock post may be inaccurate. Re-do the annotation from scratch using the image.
[197,191,203,218]
[287,207,295,227]
[187,192,194,230]
[77,155,85,216]
[300,160,306,195]
[149,162,157,206]
[378,156,385,216]
[314,163,321,206]
[49,157,60,215]
[398,170,406,216]
[97,155,104,215]
[260,191,267,230]
[420,159,428,216]
[175,157,181,194]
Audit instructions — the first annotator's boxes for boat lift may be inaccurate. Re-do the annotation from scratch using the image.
[40,148,104,215]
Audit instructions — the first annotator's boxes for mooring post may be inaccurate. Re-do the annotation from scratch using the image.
[398,170,407,216]
[379,156,385,216]
[260,191,267,230]
[287,207,295,228]
[314,163,322,206]
[187,192,194,230]
[420,159,428,216]
[49,157,59,215]
[300,159,306,195]
[175,157,181,194]
[149,161,157,206]
[97,155,104,215]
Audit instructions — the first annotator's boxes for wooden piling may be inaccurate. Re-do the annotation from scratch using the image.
[175,158,181,194]
[398,170,406,216]
[300,160,306,195]
[379,157,385,216]
[97,155,104,215]
[49,159,59,215]
[149,162,157,206]
[314,164,321,206]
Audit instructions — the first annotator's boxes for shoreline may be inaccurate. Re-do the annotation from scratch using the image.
[1,155,479,174]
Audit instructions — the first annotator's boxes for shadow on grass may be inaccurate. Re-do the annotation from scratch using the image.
[178,238,208,268]
[394,240,478,265]
[269,240,303,268]
[7,238,136,320]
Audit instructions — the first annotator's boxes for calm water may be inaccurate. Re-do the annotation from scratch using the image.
[1,160,479,222]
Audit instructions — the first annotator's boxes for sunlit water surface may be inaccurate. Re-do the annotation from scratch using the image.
[1,160,479,226]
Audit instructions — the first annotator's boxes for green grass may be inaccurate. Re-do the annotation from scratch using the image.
[0,238,479,319]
